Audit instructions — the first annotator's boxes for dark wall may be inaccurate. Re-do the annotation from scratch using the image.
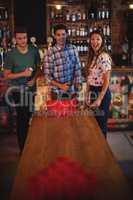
[127,10,133,65]
[127,10,133,41]
[14,0,46,44]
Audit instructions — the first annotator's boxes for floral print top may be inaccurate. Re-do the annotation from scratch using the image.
[87,52,112,86]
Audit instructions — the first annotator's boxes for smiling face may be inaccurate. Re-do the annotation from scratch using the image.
[54,29,67,48]
[15,33,28,48]
[90,33,103,53]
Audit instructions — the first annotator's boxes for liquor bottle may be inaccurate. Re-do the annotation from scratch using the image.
[79,27,82,37]
[97,9,102,20]
[68,27,71,36]
[71,13,76,22]
[4,8,8,20]
[77,40,80,53]
[106,24,110,36]
[6,27,10,39]
[80,25,85,37]
[81,61,85,68]
[77,10,81,21]
[80,40,84,55]
[101,10,105,19]
[66,10,70,21]
[50,10,55,20]
[82,40,86,55]
[106,38,112,52]
[0,47,4,71]
[88,1,96,20]
[71,27,76,37]
[84,25,88,37]
[82,11,86,20]
[103,24,106,36]
[106,9,109,19]
[84,40,88,54]
[76,27,80,36]
[1,8,5,20]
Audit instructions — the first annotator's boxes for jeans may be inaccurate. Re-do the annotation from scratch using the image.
[12,88,35,151]
[89,86,111,137]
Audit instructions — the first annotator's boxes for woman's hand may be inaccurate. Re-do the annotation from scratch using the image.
[89,98,102,109]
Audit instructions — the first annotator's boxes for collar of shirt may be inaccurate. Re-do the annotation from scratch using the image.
[55,44,68,51]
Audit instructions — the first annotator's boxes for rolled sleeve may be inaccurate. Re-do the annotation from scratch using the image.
[98,53,112,71]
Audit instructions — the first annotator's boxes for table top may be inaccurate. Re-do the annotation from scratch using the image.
[11,115,132,200]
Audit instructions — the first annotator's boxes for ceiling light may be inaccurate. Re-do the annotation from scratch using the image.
[55,4,62,10]
[129,4,133,9]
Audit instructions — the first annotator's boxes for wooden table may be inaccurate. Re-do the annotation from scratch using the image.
[11,114,132,200]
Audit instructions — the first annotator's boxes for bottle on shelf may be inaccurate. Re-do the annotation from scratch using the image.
[71,26,76,37]
[82,11,86,21]
[66,10,70,21]
[4,8,8,20]
[0,7,8,20]
[76,10,82,21]
[71,13,76,22]
[97,0,111,20]
[76,27,80,37]
[50,10,55,20]
[88,1,97,20]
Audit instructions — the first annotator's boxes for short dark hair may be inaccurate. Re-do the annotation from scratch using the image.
[14,27,27,35]
[53,24,67,34]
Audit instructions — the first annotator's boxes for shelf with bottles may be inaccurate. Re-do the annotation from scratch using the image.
[49,5,87,23]
[69,39,88,56]
[88,0,111,20]
[65,6,87,22]
[48,5,87,36]
[0,4,11,53]
[0,6,8,21]
[47,0,112,59]
[0,25,11,51]
[0,7,9,31]
[67,23,88,37]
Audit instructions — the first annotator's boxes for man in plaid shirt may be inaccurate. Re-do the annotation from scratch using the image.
[44,24,82,100]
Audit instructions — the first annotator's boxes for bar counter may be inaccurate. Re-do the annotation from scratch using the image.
[112,67,133,72]
[11,114,132,200]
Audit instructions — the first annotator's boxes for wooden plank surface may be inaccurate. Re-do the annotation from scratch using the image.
[11,115,132,200]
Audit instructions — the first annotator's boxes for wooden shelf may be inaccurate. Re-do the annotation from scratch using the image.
[112,67,133,73]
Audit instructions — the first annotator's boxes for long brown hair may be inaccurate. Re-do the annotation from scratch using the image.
[85,29,107,77]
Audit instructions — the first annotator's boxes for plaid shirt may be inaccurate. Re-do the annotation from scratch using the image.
[44,44,82,93]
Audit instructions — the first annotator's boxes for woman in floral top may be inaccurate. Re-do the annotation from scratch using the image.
[86,29,112,138]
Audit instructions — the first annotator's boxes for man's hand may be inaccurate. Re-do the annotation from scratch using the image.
[59,83,69,92]
[4,68,32,80]
[51,80,70,92]
[22,68,32,77]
